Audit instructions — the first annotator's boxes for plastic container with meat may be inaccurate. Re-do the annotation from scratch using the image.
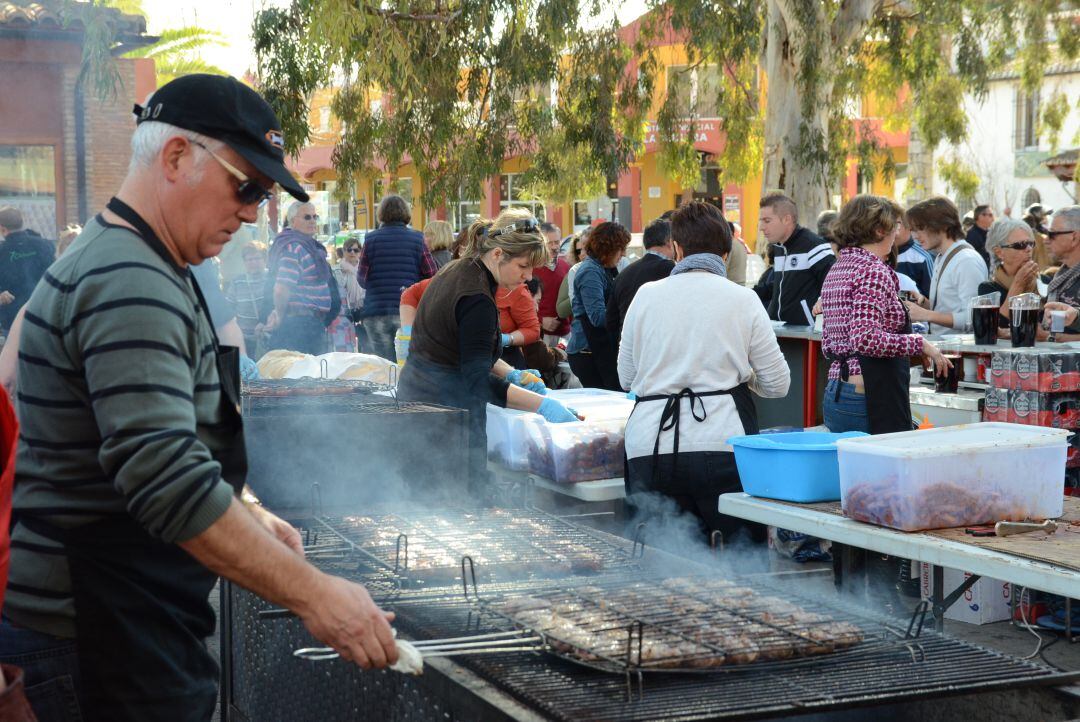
[522,418,627,483]
[836,422,1067,531]
[486,389,632,472]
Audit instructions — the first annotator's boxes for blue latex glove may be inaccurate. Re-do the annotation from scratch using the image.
[400,325,412,336]
[538,397,579,423]
[508,368,548,395]
[240,355,260,381]
[501,333,513,347]
[626,391,637,401]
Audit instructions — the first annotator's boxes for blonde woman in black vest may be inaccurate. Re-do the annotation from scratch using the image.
[398,209,579,500]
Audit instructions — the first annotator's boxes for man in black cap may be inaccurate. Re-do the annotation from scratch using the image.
[0,75,398,721]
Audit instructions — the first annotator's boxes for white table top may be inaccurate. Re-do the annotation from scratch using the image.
[718,493,1080,598]
[487,461,626,502]
[529,475,625,502]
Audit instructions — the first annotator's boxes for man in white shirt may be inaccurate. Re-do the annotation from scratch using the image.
[903,197,987,335]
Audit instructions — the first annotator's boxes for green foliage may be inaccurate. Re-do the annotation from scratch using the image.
[1040,89,1072,154]
[253,0,650,209]
[938,154,980,204]
[248,0,1080,214]
[124,27,229,84]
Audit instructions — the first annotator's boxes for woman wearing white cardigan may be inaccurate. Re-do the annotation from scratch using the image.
[618,201,791,542]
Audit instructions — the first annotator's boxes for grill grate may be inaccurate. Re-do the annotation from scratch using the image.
[393,597,1079,721]
[310,508,641,586]
[478,575,882,674]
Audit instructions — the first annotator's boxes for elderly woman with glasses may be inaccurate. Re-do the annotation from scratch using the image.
[976,218,1046,332]
[328,240,366,351]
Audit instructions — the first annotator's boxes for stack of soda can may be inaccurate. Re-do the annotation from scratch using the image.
[983,348,1080,490]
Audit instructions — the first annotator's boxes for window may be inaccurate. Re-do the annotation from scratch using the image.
[452,185,481,230]
[318,107,331,132]
[0,145,57,239]
[498,173,544,218]
[1014,87,1040,150]
[394,178,414,208]
[666,64,722,119]
[1021,187,1041,208]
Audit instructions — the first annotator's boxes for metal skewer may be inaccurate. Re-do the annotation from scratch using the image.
[293,631,545,662]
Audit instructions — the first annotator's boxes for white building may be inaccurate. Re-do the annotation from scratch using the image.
[933,60,1080,215]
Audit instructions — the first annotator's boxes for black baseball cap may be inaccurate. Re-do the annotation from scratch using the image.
[134,74,309,202]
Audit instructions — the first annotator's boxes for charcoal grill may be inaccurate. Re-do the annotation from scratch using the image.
[222,520,1080,722]
[302,507,643,587]
[243,400,468,510]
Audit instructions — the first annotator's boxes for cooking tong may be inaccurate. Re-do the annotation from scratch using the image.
[293,630,546,662]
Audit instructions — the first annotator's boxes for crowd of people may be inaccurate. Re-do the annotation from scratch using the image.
[0,70,1079,719]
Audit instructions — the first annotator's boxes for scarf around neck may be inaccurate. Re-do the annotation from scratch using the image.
[671,253,727,278]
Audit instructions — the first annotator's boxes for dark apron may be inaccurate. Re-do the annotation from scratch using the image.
[627,385,758,496]
[398,353,493,502]
[16,197,248,721]
[827,306,914,435]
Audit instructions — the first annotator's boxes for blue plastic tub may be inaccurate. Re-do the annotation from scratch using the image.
[727,431,868,503]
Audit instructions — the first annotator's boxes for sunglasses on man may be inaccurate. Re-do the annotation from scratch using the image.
[190,140,273,207]
[1046,229,1076,238]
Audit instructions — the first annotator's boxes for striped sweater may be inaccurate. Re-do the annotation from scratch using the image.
[5,217,237,637]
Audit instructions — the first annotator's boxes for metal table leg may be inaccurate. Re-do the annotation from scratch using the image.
[931,564,982,632]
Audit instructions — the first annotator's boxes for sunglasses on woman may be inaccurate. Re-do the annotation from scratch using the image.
[344,246,361,253]
[489,218,540,238]
[1001,240,1036,250]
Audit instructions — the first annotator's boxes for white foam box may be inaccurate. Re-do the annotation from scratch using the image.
[919,563,1012,624]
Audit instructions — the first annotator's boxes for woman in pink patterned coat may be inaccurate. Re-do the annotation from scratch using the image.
[820,195,951,434]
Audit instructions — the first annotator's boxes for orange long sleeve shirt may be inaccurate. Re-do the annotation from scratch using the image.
[497,285,541,344]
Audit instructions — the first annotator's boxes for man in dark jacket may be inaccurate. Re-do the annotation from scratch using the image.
[606,218,675,342]
[965,204,993,269]
[357,195,437,361]
[757,192,834,325]
[0,207,56,332]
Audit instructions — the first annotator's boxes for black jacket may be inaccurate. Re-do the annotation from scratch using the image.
[766,226,834,325]
[0,229,56,330]
[605,252,675,342]
[966,226,991,268]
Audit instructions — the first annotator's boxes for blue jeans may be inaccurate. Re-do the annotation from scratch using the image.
[363,314,399,362]
[0,618,82,721]
[823,379,871,434]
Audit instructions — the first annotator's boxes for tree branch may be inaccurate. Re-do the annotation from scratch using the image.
[832,0,880,49]
[772,0,799,38]
[352,2,462,24]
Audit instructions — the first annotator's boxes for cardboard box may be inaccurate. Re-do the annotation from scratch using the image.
[920,563,1012,624]
[982,387,1009,423]
[990,348,1080,392]
[1008,390,1080,428]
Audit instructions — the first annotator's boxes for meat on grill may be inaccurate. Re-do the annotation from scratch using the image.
[491,576,865,670]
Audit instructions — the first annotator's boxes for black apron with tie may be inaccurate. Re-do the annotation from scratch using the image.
[826,305,914,435]
[18,198,248,721]
[626,384,758,496]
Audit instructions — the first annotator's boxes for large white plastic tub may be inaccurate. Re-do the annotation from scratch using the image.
[836,422,1067,531]
[486,389,633,472]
